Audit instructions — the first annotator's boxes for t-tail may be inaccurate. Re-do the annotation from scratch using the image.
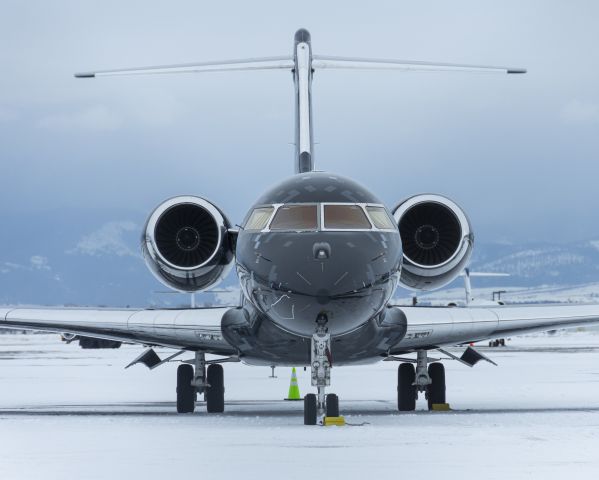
[75,28,526,175]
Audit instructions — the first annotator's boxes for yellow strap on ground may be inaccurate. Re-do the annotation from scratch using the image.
[431,403,451,411]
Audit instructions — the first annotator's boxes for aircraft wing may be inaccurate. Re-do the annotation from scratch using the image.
[0,306,235,355]
[393,303,599,352]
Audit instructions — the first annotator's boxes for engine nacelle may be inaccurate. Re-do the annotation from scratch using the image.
[393,194,473,291]
[142,196,235,292]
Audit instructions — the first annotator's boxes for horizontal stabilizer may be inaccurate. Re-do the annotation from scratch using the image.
[75,56,294,78]
[312,55,526,74]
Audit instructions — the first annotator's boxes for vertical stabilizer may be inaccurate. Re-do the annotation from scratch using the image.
[293,29,314,174]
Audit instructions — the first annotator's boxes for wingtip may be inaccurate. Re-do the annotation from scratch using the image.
[507,68,527,74]
[74,72,95,78]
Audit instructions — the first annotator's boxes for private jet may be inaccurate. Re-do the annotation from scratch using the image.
[3,29,598,425]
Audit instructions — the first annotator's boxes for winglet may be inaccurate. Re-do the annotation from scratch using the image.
[74,72,96,78]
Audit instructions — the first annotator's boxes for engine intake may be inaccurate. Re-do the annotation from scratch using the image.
[142,196,234,292]
[393,194,473,291]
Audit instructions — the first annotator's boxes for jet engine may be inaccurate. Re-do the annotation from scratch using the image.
[393,194,473,291]
[142,196,235,292]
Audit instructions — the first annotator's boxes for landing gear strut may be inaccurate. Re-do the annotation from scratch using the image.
[304,314,339,425]
[397,350,446,411]
[176,351,225,414]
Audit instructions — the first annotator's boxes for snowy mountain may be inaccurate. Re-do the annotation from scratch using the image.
[2,209,599,307]
[469,240,599,286]
[0,209,231,308]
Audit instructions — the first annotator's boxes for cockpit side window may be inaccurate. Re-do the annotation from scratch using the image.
[245,207,274,230]
[323,205,372,229]
[269,205,318,231]
[366,206,396,230]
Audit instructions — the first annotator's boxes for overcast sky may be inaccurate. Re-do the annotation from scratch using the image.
[1,1,598,244]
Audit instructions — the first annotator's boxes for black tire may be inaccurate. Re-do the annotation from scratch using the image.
[427,362,446,410]
[304,393,317,425]
[176,364,195,413]
[398,363,417,411]
[326,393,339,417]
[206,364,225,413]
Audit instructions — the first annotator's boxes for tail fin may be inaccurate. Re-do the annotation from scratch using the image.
[75,29,525,174]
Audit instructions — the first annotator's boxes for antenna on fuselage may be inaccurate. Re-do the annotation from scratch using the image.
[75,29,526,176]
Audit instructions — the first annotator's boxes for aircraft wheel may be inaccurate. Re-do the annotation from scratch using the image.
[176,364,195,413]
[206,364,225,413]
[304,393,317,425]
[427,362,446,410]
[397,363,416,411]
[326,393,339,417]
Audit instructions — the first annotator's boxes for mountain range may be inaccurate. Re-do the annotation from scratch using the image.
[2,209,599,307]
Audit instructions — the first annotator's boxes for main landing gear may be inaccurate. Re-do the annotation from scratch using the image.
[304,314,340,425]
[397,350,446,411]
[176,351,225,414]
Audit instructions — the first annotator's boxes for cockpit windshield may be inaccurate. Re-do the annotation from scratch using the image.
[245,207,274,230]
[365,206,396,230]
[244,203,397,232]
[269,205,318,231]
[323,204,371,230]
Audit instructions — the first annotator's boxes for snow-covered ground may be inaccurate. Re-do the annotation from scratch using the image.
[394,282,599,306]
[1,332,599,479]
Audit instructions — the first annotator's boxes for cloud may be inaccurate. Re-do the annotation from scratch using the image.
[30,256,51,270]
[2,256,51,273]
[37,105,123,132]
[69,221,139,258]
[561,100,599,124]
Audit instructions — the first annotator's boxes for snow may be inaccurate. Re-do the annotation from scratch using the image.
[395,282,599,305]
[1,333,599,479]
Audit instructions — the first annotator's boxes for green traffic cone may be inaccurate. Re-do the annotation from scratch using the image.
[284,367,302,401]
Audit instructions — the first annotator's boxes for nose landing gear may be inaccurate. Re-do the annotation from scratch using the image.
[304,314,339,425]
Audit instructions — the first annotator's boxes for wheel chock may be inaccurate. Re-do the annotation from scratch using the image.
[431,403,451,411]
[323,416,346,426]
